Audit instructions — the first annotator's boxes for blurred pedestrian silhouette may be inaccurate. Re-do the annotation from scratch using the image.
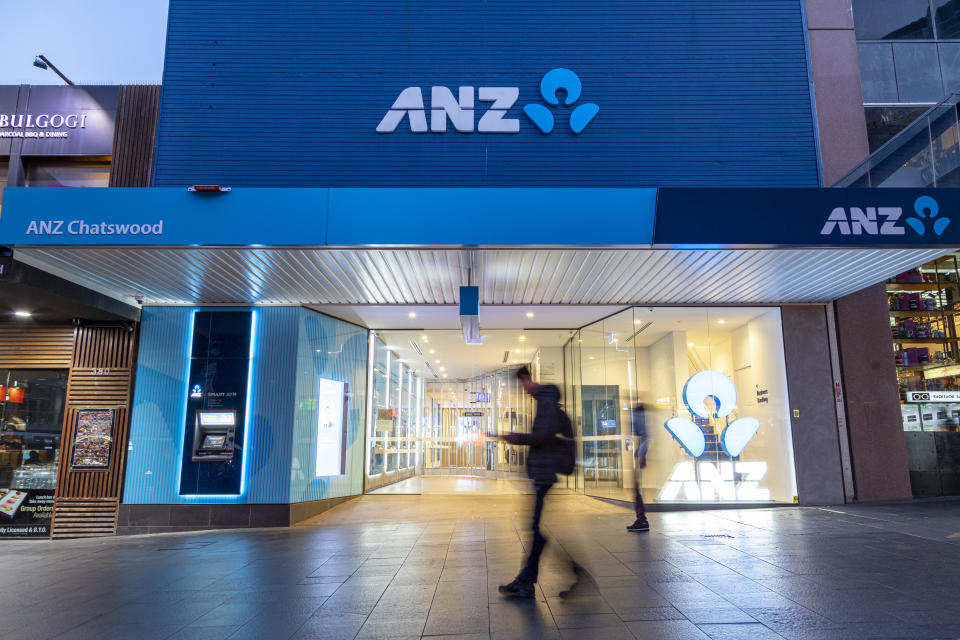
[627,402,650,532]
[497,366,580,598]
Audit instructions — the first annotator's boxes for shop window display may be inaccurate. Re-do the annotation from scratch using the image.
[567,307,797,504]
[0,369,68,537]
[890,255,960,497]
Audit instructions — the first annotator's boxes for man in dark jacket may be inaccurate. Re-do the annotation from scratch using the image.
[497,366,572,598]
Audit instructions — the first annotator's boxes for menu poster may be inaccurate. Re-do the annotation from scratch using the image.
[0,490,53,537]
[70,409,115,469]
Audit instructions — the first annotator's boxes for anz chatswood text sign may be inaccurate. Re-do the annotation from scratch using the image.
[377,68,599,135]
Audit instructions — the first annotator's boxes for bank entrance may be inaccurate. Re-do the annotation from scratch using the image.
[355,305,800,506]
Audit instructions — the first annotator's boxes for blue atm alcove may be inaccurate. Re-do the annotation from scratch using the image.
[179,311,253,496]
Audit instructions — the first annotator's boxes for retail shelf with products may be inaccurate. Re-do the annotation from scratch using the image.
[891,255,960,394]
[887,283,948,292]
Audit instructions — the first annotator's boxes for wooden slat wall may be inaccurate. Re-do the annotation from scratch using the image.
[0,326,74,369]
[108,85,161,188]
[52,326,139,537]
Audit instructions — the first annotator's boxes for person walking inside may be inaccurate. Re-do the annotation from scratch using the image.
[627,402,650,532]
[497,366,574,598]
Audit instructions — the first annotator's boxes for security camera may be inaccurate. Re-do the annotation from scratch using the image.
[648,307,654,312]
[134,295,145,305]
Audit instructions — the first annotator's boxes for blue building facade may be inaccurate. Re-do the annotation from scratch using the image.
[153,0,820,188]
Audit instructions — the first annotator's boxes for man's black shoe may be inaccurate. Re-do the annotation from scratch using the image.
[626,518,650,532]
[498,578,535,598]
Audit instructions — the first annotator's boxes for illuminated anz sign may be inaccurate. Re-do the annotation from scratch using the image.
[660,371,768,502]
[664,370,760,458]
[376,68,598,135]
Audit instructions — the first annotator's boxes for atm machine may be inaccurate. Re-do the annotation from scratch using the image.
[191,410,237,462]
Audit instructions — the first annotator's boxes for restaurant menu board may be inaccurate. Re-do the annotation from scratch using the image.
[70,409,115,469]
[0,489,53,537]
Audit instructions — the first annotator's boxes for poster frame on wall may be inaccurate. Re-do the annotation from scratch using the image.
[69,408,116,470]
[316,378,348,477]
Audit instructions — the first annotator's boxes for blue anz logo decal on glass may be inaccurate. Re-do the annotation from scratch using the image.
[523,68,599,135]
[906,196,950,236]
[665,370,761,458]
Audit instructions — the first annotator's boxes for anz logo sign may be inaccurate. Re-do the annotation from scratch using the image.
[377,68,598,135]
[664,370,760,459]
[661,370,770,502]
[821,196,950,237]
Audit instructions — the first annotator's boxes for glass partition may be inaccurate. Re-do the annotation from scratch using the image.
[570,307,797,504]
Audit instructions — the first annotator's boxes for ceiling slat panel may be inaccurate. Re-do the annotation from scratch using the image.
[14,248,952,307]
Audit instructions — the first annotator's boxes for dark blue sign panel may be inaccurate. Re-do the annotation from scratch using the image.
[654,188,960,248]
[180,311,252,496]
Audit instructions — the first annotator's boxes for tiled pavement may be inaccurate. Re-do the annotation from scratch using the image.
[2,492,960,639]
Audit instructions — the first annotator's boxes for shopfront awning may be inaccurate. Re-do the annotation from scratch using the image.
[0,187,954,307]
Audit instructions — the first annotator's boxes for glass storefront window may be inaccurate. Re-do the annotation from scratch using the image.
[366,335,423,487]
[26,160,110,187]
[853,0,934,40]
[0,369,67,537]
[570,307,797,504]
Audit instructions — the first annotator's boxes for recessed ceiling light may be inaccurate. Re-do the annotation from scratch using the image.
[429,349,436,354]
[512,359,518,363]
[439,367,445,372]
[435,359,440,363]
[519,336,526,342]
[717,319,725,324]
[634,319,641,324]
[13,311,31,317]
[688,343,694,347]
[589,356,595,360]
[421,335,428,341]
[443,374,448,378]
[408,312,417,318]
[526,312,534,318]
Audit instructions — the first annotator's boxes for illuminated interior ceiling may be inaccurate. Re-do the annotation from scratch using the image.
[376,329,572,380]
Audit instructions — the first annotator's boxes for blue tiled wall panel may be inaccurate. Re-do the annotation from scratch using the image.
[154,0,819,188]
[124,306,368,504]
[289,309,367,503]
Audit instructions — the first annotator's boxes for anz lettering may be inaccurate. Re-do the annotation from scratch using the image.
[377,86,519,133]
[821,196,950,237]
[377,68,599,135]
[820,207,905,236]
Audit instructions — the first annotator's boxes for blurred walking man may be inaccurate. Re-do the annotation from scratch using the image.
[497,366,574,598]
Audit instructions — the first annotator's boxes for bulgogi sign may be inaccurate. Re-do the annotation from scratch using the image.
[0,85,116,156]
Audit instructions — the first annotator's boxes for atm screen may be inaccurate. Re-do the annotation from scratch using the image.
[202,434,228,449]
[199,412,235,426]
